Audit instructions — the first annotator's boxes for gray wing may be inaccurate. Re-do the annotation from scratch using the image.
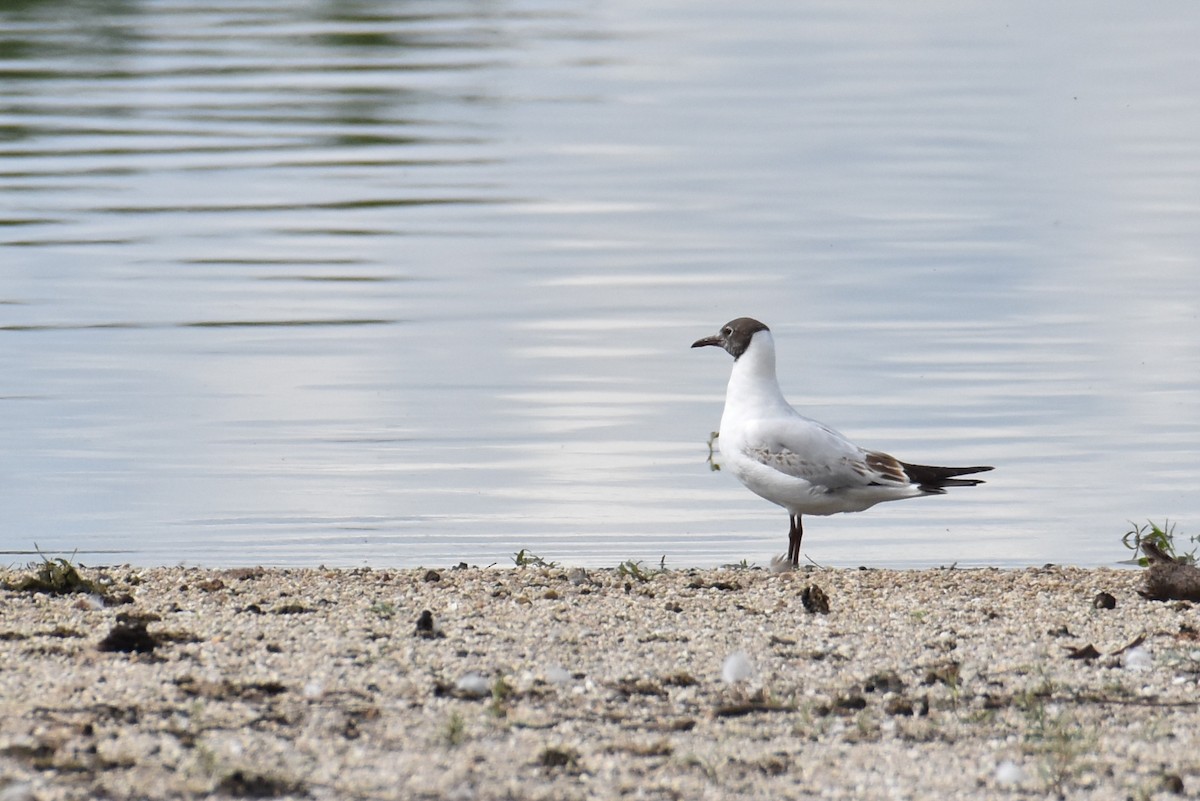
[739,417,912,490]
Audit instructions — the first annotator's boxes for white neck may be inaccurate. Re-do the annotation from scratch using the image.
[724,330,792,415]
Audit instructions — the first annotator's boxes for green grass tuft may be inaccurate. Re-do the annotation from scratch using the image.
[2,552,108,597]
[512,549,558,568]
[1122,520,1197,566]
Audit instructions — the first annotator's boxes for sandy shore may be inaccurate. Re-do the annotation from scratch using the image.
[0,562,1196,800]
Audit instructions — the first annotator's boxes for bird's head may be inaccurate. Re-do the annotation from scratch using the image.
[691,317,771,360]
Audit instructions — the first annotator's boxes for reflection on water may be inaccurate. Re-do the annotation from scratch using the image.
[3,1,1200,568]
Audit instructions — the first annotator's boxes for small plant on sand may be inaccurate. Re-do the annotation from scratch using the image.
[1024,704,1093,797]
[617,558,666,582]
[488,676,513,719]
[369,601,396,620]
[624,561,652,577]
[191,742,221,780]
[442,711,466,747]
[1012,669,1056,713]
[2,551,107,597]
[1016,673,1092,798]
[679,753,720,781]
[1122,520,1197,566]
[512,549,557,568]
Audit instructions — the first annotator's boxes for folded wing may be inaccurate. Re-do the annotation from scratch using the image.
[740,418,992,493]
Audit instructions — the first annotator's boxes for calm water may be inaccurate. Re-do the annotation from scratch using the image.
[3,1,1200,568]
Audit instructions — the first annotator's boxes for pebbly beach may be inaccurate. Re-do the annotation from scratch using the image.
[0,562,1197,800]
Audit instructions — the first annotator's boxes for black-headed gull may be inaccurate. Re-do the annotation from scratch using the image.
[693,317,992,566]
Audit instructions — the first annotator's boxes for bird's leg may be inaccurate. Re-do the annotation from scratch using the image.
[787,515,804,566]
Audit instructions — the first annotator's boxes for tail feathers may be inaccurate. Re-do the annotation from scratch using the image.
[900,462,993,493]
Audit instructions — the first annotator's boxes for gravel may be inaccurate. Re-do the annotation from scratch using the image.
[1,563,1197,800]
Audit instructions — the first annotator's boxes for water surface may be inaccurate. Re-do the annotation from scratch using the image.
[4,1,1200,568]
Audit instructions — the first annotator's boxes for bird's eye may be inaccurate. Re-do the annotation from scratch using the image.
[722,327,732,336]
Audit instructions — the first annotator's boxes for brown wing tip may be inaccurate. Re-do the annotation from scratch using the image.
[864,452,909,484]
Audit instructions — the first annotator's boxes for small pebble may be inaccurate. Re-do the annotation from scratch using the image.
[1123,646,1153,672]
[801,584,830,614]
[1092,591,1116,609]
[455,673,490,698]
[0,782,35,801]
[98,621,159,654]
[834,694,867,711]
[76,594,105,611]
[543,666,572,685]
[721,651,754,684]
[864,671,905,693]
[415,610,444,638]
[994,759,1024,786]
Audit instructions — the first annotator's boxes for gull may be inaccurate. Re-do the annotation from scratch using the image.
[693,317,992,566]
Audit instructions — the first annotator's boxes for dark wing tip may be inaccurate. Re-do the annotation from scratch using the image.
[898,461,993,492]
